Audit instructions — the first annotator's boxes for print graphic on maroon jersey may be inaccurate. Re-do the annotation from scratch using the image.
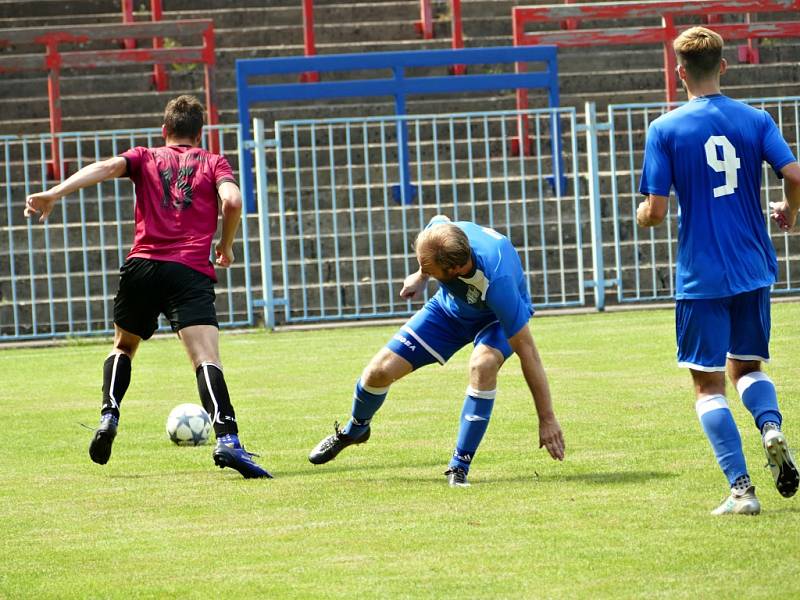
[158,168,173,208]
[159,158,197,210]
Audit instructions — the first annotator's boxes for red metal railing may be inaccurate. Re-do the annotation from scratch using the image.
[300,1,467,78]
[0,20,219,178]
[121,0,168,91]
[417,0,464,50]
[300,0,320,82]
[514,0,800,106]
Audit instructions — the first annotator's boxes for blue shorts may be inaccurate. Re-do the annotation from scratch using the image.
[386,297,516,370]
[675,286,771,372]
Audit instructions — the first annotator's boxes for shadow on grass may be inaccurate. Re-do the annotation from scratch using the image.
[275,459,447,478]
[107,470,208,479]
[763,505,800,514]
[484,469,678,486]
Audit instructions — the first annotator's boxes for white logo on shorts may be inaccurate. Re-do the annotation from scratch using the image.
[393,334,416,352]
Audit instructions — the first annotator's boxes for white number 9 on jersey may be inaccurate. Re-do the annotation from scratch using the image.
[704,135,741,198]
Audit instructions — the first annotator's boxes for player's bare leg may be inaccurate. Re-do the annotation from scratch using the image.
[179,325,272,479]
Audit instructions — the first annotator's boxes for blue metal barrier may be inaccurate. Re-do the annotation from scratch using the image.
[605,96,800,303]
[236,46,561,211]
[0,124,253,341]
[251,107,584,327]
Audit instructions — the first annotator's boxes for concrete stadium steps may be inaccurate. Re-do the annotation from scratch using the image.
[3,1,800,331]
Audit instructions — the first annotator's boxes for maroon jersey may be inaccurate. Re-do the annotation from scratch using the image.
[121,145,236,281]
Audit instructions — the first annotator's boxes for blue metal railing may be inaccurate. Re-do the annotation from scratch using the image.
[0,124,253,341]
[4,98,800,340]
[606,96,800,304]
[252,107,584,327]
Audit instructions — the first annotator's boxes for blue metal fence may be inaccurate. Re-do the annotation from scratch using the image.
[3,98,800,341]
[604,96,800,303]
[252,107,585,328]
[0,124,253,341]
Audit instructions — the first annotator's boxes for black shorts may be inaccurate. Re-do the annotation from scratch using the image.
[113,257,218,340]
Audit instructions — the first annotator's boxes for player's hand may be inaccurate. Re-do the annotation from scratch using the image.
[770,200,797,231]
[399,272,427,300]
[215,241,235,267]
[636,199,651,227]
[538,415,565,461]
[24,191,58,223]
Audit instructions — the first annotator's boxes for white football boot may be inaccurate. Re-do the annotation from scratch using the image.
[762,427,799,498]
[711,485,761,516]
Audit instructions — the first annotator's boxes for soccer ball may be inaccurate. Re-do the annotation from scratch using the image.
[166,403,212,446]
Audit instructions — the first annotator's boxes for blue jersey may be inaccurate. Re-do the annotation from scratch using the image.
[425,217,534,338]
[638,94,795,299]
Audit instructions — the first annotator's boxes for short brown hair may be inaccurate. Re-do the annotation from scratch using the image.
[163,95,205,139]
[414,223,471,270]
[673,26,724,80]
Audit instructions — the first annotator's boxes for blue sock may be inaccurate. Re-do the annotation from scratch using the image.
[342,379,388,436]
[448,387,496,473]
[736,371,782,432]
[696,395,748,486]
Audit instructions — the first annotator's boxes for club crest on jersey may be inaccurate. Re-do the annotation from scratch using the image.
[466,285,480,304]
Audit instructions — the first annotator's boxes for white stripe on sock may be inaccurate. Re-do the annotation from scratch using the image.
[466,386,497,400]
[108,353,121,409]
[695,394,729,418]
[360,380,389,395]
[200,362,224,425]
[736,371,772,397]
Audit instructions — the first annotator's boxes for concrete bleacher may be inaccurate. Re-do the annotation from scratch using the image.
[2,0,800,334]
[3,0,799,134]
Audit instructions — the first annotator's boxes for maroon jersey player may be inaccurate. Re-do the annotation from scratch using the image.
[25,95,271,479]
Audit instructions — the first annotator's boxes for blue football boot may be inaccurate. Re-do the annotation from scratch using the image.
[89,413,118,465]
[212,434,273,479]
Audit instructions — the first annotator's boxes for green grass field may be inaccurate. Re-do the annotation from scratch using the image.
[2,304,800,599]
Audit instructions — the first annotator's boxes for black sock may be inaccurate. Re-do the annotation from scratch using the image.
[101,353,131,418]
[196,362,238,437]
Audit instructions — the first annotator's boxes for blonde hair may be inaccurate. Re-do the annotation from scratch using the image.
[414,223,471,270]
[673,26,724,80]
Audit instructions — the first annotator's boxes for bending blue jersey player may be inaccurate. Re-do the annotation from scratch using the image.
[637,27,800,514]
[308,216,565,486]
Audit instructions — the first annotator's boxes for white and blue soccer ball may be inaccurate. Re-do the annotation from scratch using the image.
[166,403,211,446]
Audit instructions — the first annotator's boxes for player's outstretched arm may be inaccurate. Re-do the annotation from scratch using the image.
[508,324,565,461]
[636,194,668,227]
[770,162,800,231]
[216,181,242,267]
[24,156,126,223]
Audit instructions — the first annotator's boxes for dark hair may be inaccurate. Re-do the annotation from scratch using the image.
[674,27,724,80]
[163,95,205,139]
